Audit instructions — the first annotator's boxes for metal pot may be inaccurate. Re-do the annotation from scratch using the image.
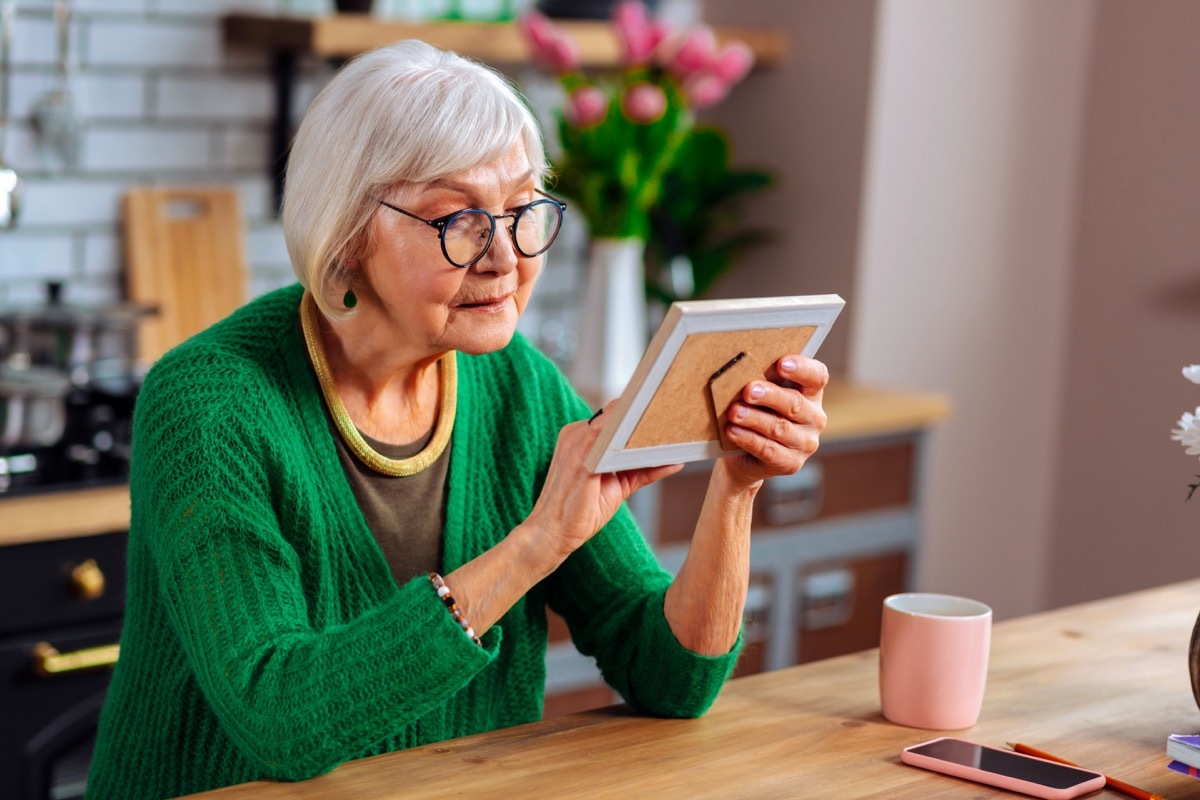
[0,282,155,389]
[0,364,70,450]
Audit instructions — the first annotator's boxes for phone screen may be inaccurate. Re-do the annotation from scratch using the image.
[906,739,1098,789]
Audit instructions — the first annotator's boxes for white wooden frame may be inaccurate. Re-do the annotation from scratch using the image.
[584,294,845,473]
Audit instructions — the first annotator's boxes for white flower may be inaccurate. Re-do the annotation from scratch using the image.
[1173,407,1200,456]
[1185,365,1200,384]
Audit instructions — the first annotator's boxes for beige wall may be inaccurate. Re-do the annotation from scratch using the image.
[703,0,1200,618]
[702,0,878,376]
[850,0,1094,619]
[851,0,1200,615]
[1047,1,1200,608]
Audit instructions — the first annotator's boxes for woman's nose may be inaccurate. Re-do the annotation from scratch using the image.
[473,224,520,274]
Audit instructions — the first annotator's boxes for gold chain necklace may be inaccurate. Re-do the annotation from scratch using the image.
[300,291,456,477]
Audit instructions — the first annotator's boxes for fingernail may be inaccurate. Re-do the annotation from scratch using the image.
[735,405,749,420]
[749,384,765,400]
[782,358,797,373]
[728,424,746,436]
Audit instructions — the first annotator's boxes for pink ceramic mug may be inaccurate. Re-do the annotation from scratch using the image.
[879,593,992,730]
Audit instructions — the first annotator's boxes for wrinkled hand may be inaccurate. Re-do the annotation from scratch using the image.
[529,401,682,562]
[720,355,829,488]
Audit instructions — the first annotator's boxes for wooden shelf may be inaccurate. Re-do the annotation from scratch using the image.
[221,12,788,210]
[221,13,789,67]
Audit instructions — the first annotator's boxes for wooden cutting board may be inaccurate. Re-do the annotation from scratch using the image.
[122,187,248,364]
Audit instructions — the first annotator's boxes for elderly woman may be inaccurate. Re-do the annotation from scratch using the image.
[87,40,827,799]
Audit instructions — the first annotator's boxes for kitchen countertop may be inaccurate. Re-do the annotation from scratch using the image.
[1,484,131,547]
[0,380,949,547]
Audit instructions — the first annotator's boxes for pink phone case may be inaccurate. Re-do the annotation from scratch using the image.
[900,738,1107,800]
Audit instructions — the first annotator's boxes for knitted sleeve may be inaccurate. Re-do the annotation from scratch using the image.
[552,504,742,717]
[131,347,496,781]
[515,344,742,717]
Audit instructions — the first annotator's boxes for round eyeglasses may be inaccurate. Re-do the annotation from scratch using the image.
[379,189,567,269]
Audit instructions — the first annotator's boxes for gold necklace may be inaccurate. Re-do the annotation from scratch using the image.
[300,291,456,477]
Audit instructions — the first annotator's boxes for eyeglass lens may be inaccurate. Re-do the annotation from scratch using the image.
[442,199,563,267]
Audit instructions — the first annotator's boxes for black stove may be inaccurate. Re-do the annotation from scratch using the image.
[0,281,150,498]
[0,391,135,497]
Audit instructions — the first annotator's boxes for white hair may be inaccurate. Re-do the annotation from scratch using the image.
[282,39,547,317]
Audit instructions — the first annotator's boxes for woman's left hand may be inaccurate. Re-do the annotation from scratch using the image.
[721,355,829,488]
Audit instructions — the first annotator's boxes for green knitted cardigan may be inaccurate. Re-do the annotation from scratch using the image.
[87,283,739,799]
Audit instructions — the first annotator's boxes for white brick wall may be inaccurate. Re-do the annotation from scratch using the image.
[0,0,584,363]
[86,20,225,70]
[155,74,273,121]
[84,127,212,171]
[0,0,304,306]
[16,179,127,227]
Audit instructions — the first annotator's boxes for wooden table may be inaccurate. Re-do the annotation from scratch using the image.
[186,580,1200,799]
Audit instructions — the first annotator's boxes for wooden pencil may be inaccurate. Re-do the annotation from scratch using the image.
[1007,742,1165,800]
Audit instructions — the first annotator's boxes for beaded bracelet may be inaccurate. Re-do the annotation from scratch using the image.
[429,572,483,647]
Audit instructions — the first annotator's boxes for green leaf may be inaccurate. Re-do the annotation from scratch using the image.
[547,75,771,247]
[643,124,776,302]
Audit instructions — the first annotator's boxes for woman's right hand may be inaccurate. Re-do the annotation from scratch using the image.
[527,403,682,564]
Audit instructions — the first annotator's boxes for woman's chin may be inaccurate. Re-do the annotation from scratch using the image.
[450,320,519,355]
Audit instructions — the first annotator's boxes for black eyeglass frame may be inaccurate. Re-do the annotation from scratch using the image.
[379,188,567,269]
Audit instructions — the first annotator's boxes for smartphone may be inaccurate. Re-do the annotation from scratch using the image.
[900,737,1106,800]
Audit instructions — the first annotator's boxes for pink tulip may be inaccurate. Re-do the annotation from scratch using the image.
[665,26,717,77]
[613,0,665,65]
[621,82,667,123]
[566,85,609,128]
[710,41,755,86]
[648,20,672,57]
[545,35,581,73]
[519,12,581,74]
[519,12,556,53]
[682,73,729,109]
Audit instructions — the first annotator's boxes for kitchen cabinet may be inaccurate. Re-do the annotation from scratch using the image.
[219,12,789,208]
[0,531,125,800]
[541,380,949,716]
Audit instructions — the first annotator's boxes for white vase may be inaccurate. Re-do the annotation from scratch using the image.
[569,237,649,409]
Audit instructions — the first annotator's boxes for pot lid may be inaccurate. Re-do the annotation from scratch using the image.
[0,282,158,329]
[0,300,159,329]
[0,364,71,397]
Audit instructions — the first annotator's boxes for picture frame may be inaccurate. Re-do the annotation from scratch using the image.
[584,294,845,473]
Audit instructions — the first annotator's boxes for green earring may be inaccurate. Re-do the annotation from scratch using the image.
[343,288,357,309]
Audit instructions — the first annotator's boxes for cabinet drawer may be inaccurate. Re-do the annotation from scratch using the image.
[547,609,571,644]
[655,440,916,545]
[543,614,615,719]
[733,573,773,678]
[0,619,121,798]
[0,532,127,636]
[795,551,907,664]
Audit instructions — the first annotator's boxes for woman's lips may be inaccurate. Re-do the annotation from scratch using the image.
[456,294,511,312]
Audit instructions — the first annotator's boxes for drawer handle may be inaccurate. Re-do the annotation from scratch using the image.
[32,642,120,677]
[763,462,825,525]
[69,558,106,601]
